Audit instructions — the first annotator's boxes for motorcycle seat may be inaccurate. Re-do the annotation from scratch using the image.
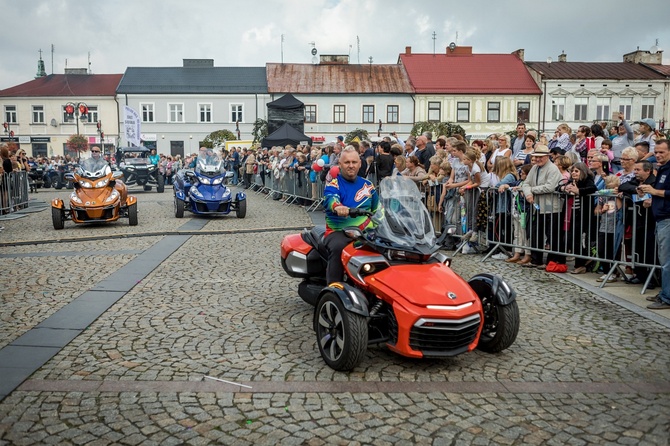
[303,226,328,259]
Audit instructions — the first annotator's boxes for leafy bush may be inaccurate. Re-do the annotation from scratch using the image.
[410,121,466,139]
[202,130,237,149]
[66,134,89,153]
[345,128,369,144]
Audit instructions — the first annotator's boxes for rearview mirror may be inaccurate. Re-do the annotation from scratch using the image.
[225,171,234,178]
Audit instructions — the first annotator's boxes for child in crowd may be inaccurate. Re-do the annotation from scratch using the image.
[595,175,622,282]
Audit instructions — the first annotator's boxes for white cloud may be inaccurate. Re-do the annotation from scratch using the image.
[1,0,669,89]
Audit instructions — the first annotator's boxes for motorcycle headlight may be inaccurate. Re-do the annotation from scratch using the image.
[190,188,203,198]
[148,165,156,170]
[105,189,119,202]
[79,180,93,188]
[96,179,109,188]
[70,192,82,204]
[199,177,211,185]
[213,178,223,185]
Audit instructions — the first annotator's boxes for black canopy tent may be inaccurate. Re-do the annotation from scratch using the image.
[261,122,312,148]
[267,93,305,135]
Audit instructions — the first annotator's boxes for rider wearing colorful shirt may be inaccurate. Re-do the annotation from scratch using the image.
[323,146,379,283]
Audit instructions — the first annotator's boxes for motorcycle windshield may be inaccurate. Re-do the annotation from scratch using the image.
[196,152,224,175]
[371,176,436,249]
[79,159,111,179]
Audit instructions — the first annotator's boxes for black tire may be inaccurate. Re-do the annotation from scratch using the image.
[156,174,164,193]
[127,203,138,226]
[52,207,64,230]
[174,196,184,218]
[143,185,152,191]
[315,293,368,371]
[236,199,247,218]
[475,284,520,353]
[54,178,63,189]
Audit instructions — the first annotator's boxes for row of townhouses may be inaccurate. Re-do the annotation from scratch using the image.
[1,46,668,158]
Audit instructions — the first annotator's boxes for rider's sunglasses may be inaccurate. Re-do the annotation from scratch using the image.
[91,150,100,153]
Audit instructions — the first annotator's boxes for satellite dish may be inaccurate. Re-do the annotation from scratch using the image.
[650,45,658,54]
[547,57,553,64]
[311,48,317,56]
[448,42,456,52]
[50,118,58,127]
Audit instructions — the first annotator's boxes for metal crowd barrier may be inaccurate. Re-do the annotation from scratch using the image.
[250,165,326,211]
[476,187,660,293]
[0,171,30,215]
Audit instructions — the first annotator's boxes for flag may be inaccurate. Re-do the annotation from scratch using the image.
[123,106,141,147]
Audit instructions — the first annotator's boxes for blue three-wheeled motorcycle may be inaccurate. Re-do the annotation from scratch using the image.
[173,150,246,218]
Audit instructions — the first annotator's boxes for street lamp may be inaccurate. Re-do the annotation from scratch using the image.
[2,122,14,138]
[96,121,105,156]
[64,102,89,135]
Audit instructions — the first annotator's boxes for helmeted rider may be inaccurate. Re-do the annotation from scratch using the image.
[323,145,379,284]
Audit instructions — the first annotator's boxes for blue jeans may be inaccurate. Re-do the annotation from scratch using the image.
[231,168,239,185]
[656,219,670,303]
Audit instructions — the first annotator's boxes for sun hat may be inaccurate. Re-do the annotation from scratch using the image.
[530,144,550,156]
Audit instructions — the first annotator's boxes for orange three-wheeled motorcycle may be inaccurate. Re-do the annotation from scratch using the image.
[280,176,520,371]
[51,159,138,229]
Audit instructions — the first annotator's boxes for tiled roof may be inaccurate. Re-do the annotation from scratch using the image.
[0,74,122,97]
[399,53,541,95]
[266,63,414,94]
[525,62,666,80]
[116,67,268,94]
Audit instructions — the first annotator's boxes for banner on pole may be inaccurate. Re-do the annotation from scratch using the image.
[123,106,141,147]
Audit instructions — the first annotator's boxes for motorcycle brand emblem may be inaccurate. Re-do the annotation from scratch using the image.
[447,292,457,300]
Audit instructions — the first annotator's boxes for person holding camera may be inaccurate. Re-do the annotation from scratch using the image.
[15,150,31,172]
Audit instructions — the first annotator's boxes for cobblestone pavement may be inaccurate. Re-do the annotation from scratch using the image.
[0,186,668,445]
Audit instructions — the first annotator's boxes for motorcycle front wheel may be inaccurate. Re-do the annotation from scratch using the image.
[315,292,367,371]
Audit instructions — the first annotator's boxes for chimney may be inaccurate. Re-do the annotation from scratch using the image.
[183,59,214,67]
[64,68,88,75]
[446,45,472,56]
[319,55,349,65]
[512,49,525,61]
[405,46,412,55]
[558,51,567,62]
[623,49,663,64]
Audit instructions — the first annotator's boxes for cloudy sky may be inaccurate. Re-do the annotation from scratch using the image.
[3,0,670,90]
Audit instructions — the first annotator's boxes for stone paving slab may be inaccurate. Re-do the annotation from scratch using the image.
[0,188,668,444]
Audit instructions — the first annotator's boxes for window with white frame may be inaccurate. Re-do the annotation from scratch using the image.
[641,97,655,119]
[386,105,399,123]
[574,97,588,121]
[32,105,45,124]
[428,102,441,121]
[230,104,243,123]
[333,105,345,123]
[618,97,632,121]
[487,102,500,123]
[199,103,212,123]
[304,105,317,123]
[169,104,184,123]
[141,103,155,122]
[551,97,565,121]
[85,106,98,123]
[362,105,375,123]
[596,97,610,121]
[456,102,470,122]
[4,105,17,123]
[517,102,530,123]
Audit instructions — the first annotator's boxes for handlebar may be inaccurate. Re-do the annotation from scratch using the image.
[348,207,373,218]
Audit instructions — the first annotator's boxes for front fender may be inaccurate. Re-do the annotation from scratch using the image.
[468,274,516,306]
[51,198,64,209]
[235,191,246,201]
[175,190,186,201]
[313,283,369,333]
[126,195,137,206]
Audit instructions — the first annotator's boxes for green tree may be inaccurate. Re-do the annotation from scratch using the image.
[252,119,268,144]
[202,130,236,149]
[345,128,369,144]
[410,121,466,139]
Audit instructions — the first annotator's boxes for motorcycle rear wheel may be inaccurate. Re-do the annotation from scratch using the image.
[315,292,368,371]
